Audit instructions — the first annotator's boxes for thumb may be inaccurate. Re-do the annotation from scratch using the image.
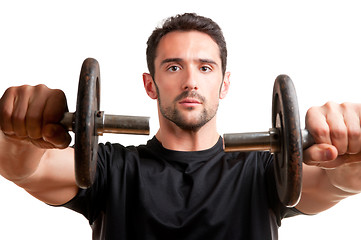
[303,144,339,168]
[42,123,71,149]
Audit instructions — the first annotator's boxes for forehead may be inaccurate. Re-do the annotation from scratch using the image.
[155,31,221,65]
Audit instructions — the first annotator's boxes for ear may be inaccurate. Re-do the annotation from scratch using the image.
[219,72,230,99]
[143,73,158,99]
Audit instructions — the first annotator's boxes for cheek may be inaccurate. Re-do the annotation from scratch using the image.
[208,82,223,99]
[156,77,182,98]
[156,84,177,104]
[203,90,221,107]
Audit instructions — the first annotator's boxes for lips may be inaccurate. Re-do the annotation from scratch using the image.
[179,98,201,104]
[174,91,205,109]
[178,98,202,108]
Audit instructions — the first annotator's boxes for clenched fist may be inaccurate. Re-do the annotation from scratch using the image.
[0,84,71,149]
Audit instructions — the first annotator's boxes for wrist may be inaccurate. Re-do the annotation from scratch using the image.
[0,133,45,183]
[325,163,361,195]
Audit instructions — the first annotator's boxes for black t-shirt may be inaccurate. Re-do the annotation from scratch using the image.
[62,136,301,239]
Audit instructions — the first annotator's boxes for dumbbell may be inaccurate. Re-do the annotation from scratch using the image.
[60,58,149,189]
[223,75,314,207]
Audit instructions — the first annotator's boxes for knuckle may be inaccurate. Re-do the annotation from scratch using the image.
[3,86,19,96]
[53,89,66,101]
[35,84,49,90]
[313,126,329,141]
[34,84,52,96]
[340,102,358,116]
[323,101,342,116]
[17,84,32,94]
[340,102,354,110]
[33,84,49,96]
[305,106,322,125]
[306,106,319,116]
[323,101,337,110]
[49,89,68,113]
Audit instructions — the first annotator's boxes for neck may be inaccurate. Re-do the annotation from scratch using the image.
[155,117,220,151]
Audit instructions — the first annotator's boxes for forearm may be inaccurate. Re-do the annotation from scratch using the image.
[0,132,78,205]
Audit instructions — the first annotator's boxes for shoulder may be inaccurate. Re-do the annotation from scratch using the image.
[96,139,157,169]
[97,142,138,158]
[223,150,273,171]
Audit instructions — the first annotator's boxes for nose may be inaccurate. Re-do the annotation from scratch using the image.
[182,67,198,91]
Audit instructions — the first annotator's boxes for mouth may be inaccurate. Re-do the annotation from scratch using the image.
[178,98,202,108]
[174,91,205,109]
[179,98,201,104]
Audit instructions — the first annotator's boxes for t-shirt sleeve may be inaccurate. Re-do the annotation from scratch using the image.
[60,142,120,224]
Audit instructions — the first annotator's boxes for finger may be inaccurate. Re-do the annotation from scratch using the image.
[303,143,338,168]
[43,123,71,149]
[26,85,49,140]
[324,102,348,155]
[42,89,69,148]
[42,88,68,125]
[341,103,361,154]
[12,86,32,138]
[305,106,331,145]
[0,87,16,135]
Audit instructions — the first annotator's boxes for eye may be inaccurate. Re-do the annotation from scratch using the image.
[200,66,212,73]
[167,65,181,72]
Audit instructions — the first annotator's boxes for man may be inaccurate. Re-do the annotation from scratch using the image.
[0,13,361,239]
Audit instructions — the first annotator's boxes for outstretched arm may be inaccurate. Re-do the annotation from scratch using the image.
[296,102,361,214]
[0,85,78,205]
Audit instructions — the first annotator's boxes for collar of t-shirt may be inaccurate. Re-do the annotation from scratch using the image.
[146,136,224,171]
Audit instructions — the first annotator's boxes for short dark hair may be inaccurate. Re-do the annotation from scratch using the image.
[146,13,227,79]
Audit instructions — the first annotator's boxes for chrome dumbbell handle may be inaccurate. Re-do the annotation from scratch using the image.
[223,128,315,153]
[60,111,150,136]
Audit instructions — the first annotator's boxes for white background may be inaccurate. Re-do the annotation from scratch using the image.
[1,0,361,239]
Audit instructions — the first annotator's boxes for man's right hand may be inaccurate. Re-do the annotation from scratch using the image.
[0,84,71,149]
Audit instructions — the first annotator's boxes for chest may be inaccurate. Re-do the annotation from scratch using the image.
[136,155,269,224]
[103,151,274,239]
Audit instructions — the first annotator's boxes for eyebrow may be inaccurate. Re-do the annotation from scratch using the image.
[160,58,183,66]
[160,58,218,66]
[199,58,218,66]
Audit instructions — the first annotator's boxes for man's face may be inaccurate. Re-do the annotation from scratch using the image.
[151,30,229,131]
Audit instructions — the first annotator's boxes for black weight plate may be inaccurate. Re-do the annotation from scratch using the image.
[74,58,100,189]
[272,75,303,207]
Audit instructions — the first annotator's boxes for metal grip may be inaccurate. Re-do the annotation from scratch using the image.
[95,112,150,135]
[223,128,315,153]
[60,112,150,136]
[60,112,75,131]
[223,128,280,152]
